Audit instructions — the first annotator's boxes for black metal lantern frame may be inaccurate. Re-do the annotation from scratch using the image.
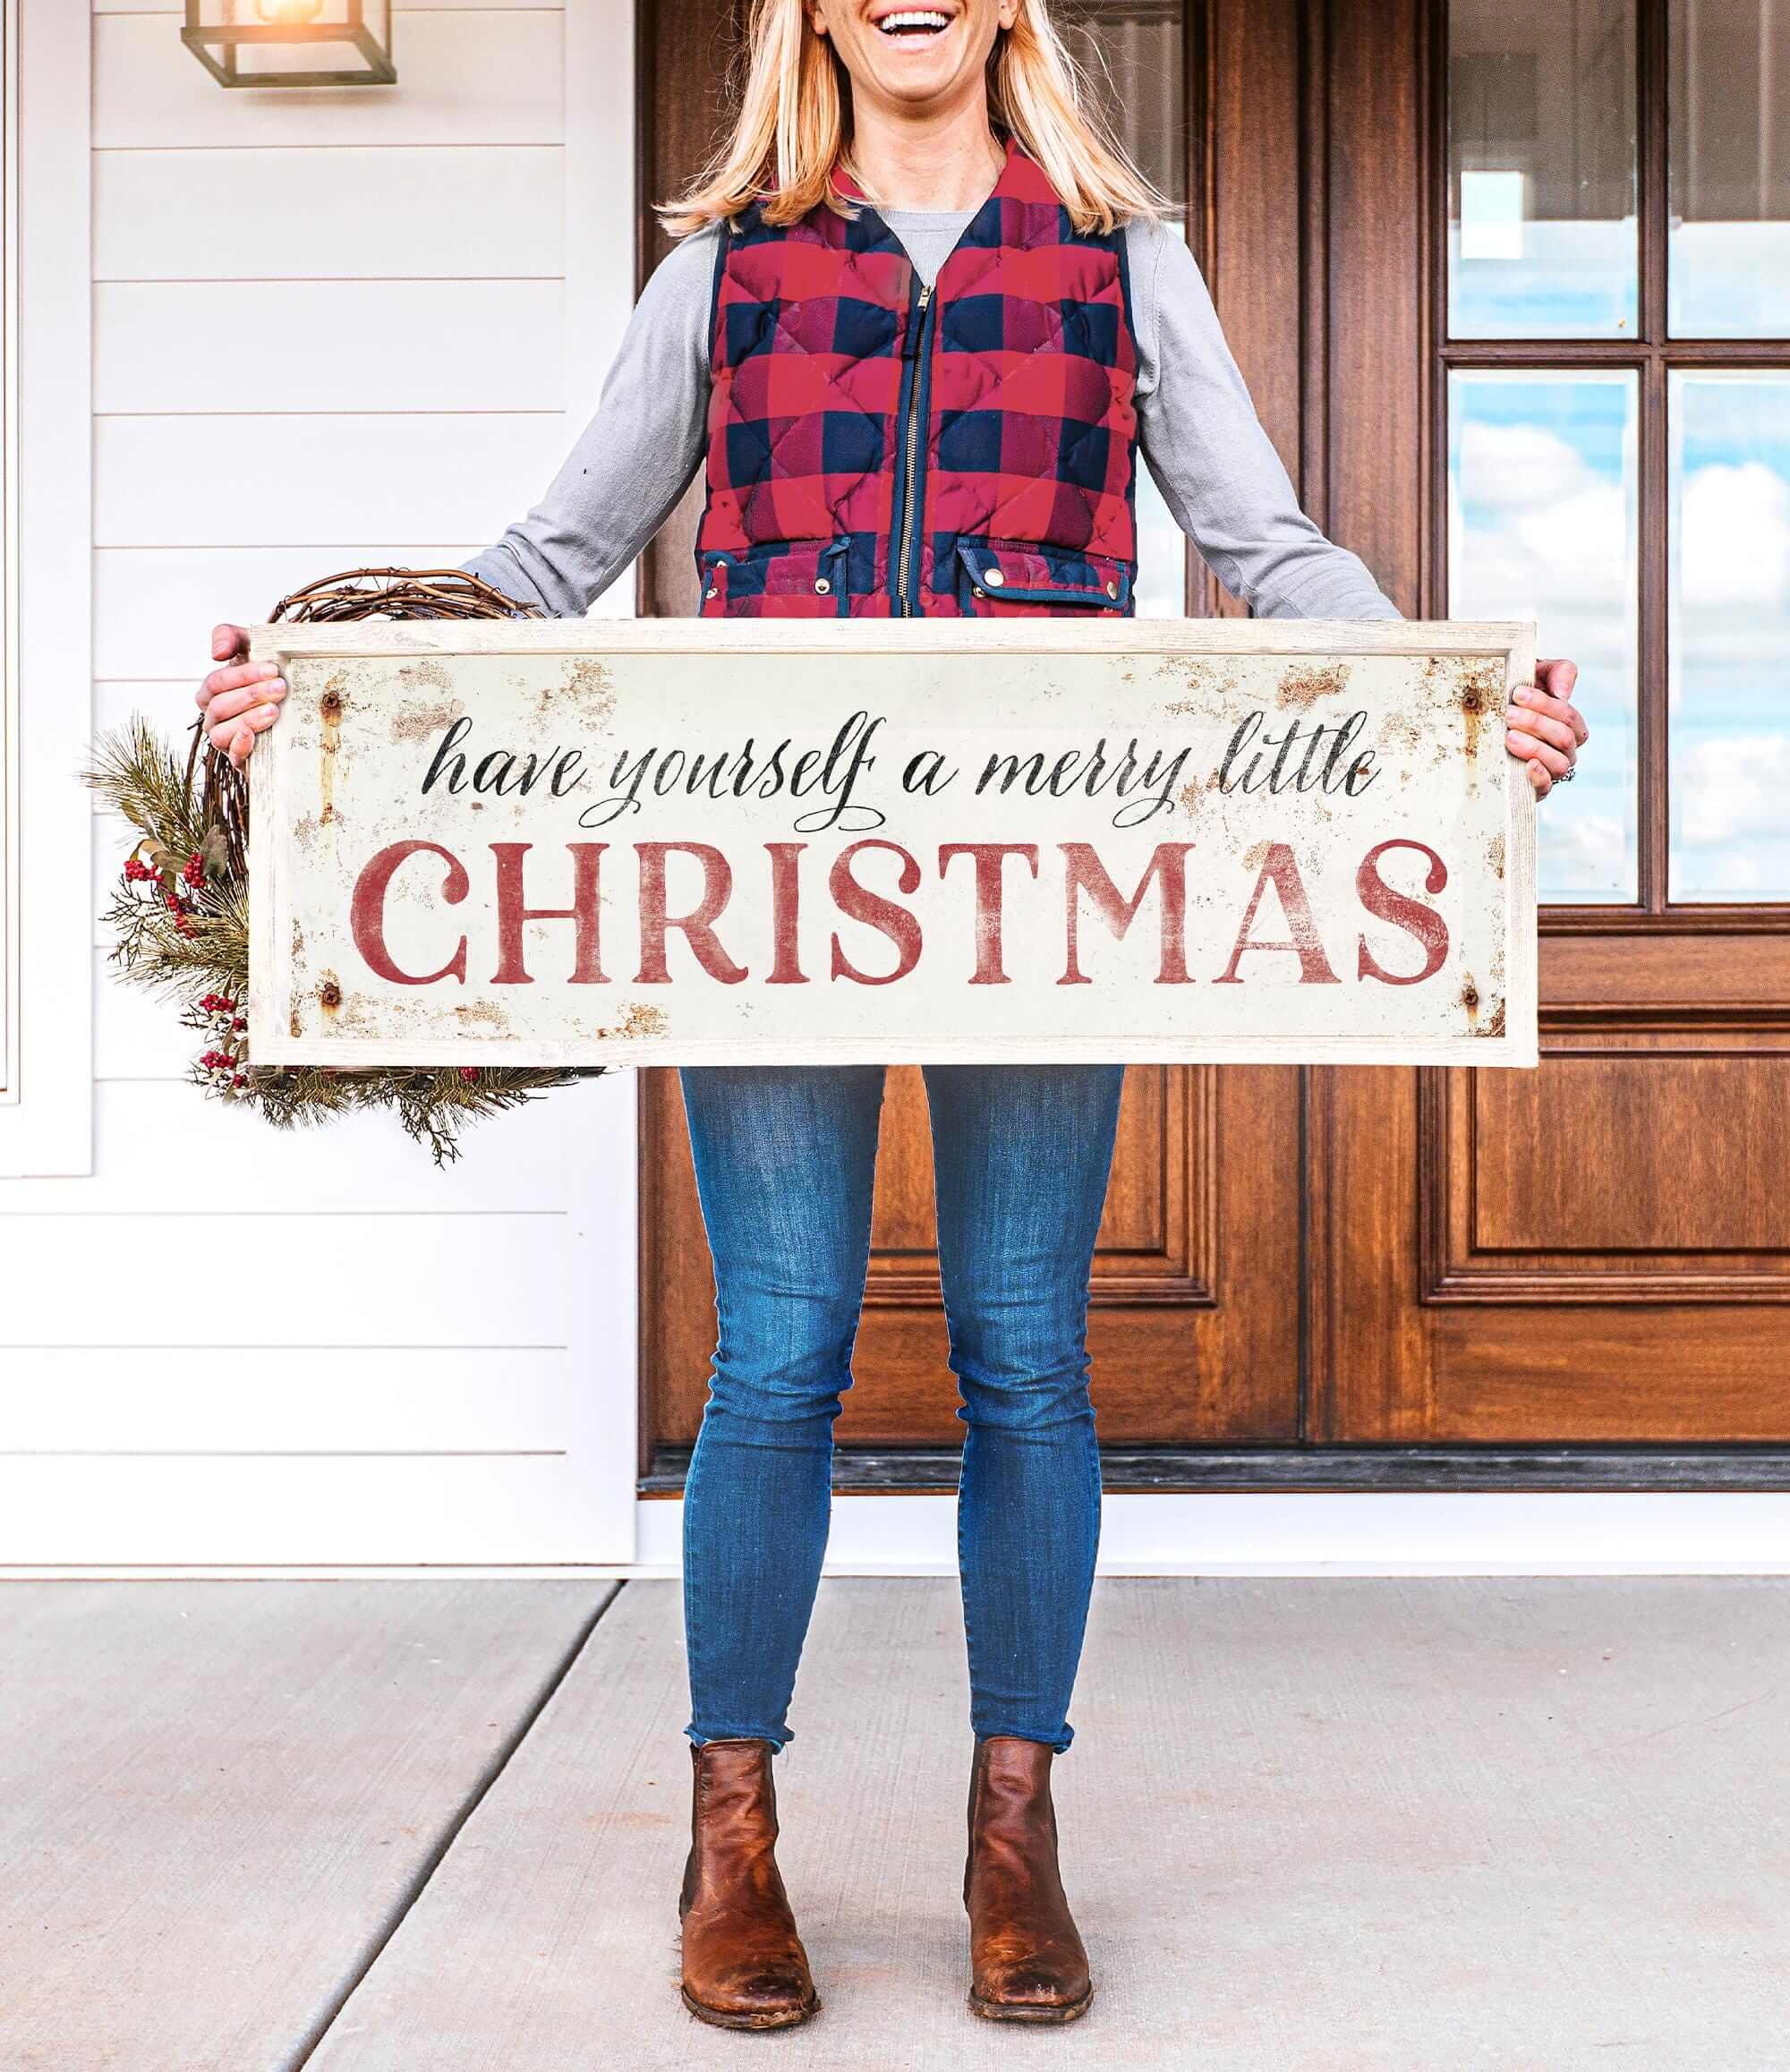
[182,1,396,90]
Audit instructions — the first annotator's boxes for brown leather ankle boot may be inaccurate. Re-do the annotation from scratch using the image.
[963,1735,1093,2023]
[679,1738,819,2030]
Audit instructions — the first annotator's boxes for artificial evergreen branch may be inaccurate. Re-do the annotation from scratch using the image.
[84,567,598,1164]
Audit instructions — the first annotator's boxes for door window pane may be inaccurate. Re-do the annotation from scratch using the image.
[1449,372,1640,901]
[1669,374,1790,898]
[1668,0,1790,337]
[1063,0,1186,615]
[1448,0,1638,337]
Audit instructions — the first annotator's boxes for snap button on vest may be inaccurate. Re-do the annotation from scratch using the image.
[982,567,1004,587]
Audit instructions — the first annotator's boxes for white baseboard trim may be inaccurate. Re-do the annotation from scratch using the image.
[633,1492,1790,1577]
[13,1490,1790,1579]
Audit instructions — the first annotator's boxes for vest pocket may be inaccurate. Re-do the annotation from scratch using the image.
[953,537,1132,614]
[697,536,852,617]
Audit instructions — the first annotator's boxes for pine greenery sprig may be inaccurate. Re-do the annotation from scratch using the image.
[82,568,596,1165]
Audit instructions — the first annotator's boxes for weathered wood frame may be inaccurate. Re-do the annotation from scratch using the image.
[247,615,1537,1070]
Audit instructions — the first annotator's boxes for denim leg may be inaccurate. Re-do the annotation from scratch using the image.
[923,1063,1125,1753]
[678,1063,886,1750]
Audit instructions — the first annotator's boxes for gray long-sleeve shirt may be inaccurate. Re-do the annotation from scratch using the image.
[465,210,1401,624]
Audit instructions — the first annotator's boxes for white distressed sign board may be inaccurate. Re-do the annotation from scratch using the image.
[246,618,1537,1068]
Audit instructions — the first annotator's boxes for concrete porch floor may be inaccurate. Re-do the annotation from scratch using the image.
[6,1575,1789,2070]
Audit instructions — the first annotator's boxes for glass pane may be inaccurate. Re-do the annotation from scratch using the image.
[1668,0,1790,337]
[1061,1,1186,615]
[1669,374,1790,899]
[1449,372,1640,901]
[1448,0,1638,338]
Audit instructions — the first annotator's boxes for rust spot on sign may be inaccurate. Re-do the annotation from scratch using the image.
[1156,657,1239,709]
[319,974,343,1016]
[1459,975,1480,1025]
[1425,655,1502,766]
[1175,780,1202,816]
[1277,661,1351,711]
[550,657,617,724]
[390,699,462,744]
[1487,831,1506,881]
[290,929,307,1038]
[397,659,454,694]
[319,670,346,824]
[1240,839,1273,872]
[604,1002,669,1039]
[1475,999,1507,1040]
[1381,711,1424,759]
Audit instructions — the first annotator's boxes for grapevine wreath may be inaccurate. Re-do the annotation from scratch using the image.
[86,568,598,1164]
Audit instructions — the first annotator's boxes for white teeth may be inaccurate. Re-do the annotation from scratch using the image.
[878,10,950,32]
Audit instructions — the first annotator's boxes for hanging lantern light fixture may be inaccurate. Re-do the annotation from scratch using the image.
[183,0,396,89]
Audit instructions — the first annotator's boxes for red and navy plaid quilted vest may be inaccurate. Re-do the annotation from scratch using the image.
[694,135,1138,618]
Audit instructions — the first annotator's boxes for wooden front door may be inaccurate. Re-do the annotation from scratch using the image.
[1305,0,1790,1448]
[636,0,1790,1485]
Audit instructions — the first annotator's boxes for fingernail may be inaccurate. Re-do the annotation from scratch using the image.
[268,678,286,695]
[259,663,279,678]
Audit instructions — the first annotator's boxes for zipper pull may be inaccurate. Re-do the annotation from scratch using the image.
[902,282,933,358]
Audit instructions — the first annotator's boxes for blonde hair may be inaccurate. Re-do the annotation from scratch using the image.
[659,0,1170,238]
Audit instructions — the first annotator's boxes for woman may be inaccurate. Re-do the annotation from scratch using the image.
[198,0,1587,2033]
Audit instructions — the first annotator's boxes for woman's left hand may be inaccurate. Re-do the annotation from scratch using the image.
[1505,658,1587,799]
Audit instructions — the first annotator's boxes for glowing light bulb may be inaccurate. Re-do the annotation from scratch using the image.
[255,0,325,23]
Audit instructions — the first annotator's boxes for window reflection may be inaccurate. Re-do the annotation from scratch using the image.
[1448,0,1638,338]
[1449,372,1639,901]
[1061,0,1186,614]
[1669,375,1790,899]
[1669,1,1790,337]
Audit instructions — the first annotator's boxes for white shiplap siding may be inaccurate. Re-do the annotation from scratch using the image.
[0,1,639,1567]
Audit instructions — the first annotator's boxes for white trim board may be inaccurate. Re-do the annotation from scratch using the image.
[634,1494,1790,1577]
[554,0,638,1561]
[0,0,93,1173]
[12,1492,1790,1578]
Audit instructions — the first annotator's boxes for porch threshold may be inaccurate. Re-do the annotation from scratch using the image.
[641,1444,1790,1496]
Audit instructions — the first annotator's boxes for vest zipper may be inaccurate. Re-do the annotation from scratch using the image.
[892,281,934,618]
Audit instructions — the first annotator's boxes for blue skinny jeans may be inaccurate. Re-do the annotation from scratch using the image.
[678,1062,1125,1755]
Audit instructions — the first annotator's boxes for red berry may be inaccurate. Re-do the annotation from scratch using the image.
[232,1075,245,1089]
[458,1067,478,1083]
[232,1018,246,1032]
[183,853,205,888]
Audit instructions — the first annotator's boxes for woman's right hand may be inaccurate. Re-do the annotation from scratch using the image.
[197,622,287,768]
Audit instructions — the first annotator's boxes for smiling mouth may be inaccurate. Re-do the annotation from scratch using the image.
[876,8,952,39]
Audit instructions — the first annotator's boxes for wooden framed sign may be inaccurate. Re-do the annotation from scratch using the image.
[246,618,1537,1070]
